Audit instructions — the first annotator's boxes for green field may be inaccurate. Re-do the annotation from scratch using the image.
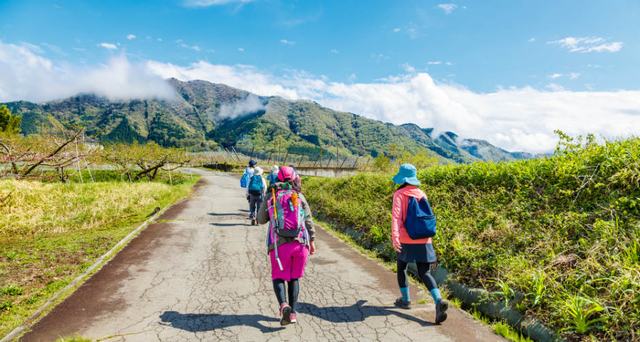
[304,136,640,342]
[0,171,198,338]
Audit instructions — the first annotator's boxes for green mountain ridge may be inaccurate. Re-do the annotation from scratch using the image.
[2,78,532,163]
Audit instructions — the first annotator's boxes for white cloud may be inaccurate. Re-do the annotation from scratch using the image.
[280,39,296,45]
[20,42,44,54]
[183,0,254,6]
[393,28,401,33]
[548,36,623,53]
[41,42,66,55]
[157,38,162,42]
[98,43,118,50]
[2,46,638,154]
[569,72,580,79]
[437,4,458,14]
[238,47,244,52]
[547,73,563,80]
[546,83,565,92]
[180,43,201,51]
[144,60,640,154]
[127,34,136,40]
[402,63,416,73]
[0,41,174,102]
[446,62,453,66]
[219,94,265,119]
[330,49,338,54]
[528,38,536,43]
[427,61,442,65]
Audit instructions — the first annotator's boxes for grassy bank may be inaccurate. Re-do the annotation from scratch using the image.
[303,137,640,342]
[0,172,198,338]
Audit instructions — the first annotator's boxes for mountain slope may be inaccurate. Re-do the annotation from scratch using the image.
[2,79,530,163]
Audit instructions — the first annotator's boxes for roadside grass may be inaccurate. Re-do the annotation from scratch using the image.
[0,171,198,338]
[303,136,640,342]
[314,216,529,342]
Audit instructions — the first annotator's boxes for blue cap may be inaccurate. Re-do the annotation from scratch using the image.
[249,160,257,167]
[391,164,421,186]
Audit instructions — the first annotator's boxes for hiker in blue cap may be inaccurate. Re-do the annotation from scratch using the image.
[391,164,448,324]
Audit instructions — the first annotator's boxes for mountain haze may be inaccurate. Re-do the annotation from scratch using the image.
[2,79,531,163]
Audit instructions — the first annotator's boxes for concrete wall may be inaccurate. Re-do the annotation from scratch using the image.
[294,167,358,178]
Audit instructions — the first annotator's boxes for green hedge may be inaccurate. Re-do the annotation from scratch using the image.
[304,137,640,342]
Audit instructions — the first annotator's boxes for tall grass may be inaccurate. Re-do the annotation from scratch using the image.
[0,172,197,337]
[304,137,640,342]
[1,180,177,236]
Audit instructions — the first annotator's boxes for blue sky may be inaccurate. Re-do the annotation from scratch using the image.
[2,0,638,92]
[0,0,639,153]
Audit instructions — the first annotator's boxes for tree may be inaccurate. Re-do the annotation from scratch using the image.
[0,105,21,134]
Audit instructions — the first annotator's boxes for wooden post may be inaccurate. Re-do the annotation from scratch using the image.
[325,156,333,168]
[282,150,289,165]
[352,157,359,168]
[231,147,242,163]
[340,156,348,168]
[266,150,273,164]
[297,154,305,168]
[250,146,255,160]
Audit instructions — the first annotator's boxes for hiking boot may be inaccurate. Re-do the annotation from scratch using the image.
[280,303,292,326]
[394,298,411,309]
[435,299,449,324]
[251,219,256,225]
[290,312,297,324]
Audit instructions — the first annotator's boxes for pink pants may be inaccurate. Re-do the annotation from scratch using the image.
[269,241,309,281]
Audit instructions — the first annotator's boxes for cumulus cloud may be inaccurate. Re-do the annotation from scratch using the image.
[569,72,580,79]
[437,4,457,14]
[548,73,563,80]
[183,0,254,6]
[127,34,136,40]
[528,38,536,43]
[143,60,640,154]
[98,43,118,50]
[238,47,244,52]
[2,42,638,154]
[330,49,338,54]
[219,94,265,119]
[427,61,442,65]
[393,28,401,33]
[280,39,296,45]
[0,41,174,102]
[548,36,623,53]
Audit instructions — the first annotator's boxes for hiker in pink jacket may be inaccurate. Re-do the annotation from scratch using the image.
[391,164,448,324]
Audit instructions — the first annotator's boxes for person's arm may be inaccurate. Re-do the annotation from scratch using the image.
[261,177,267,196]
[391,191,403,252]
[257,192,271,224]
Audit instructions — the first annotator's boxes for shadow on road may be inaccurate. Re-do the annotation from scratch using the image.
[210,222,245,227]
[208,212,244,217]
[159,311,285,333]
[298,300,435,326]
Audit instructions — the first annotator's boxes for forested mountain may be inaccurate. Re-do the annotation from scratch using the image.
[2,79,531,163]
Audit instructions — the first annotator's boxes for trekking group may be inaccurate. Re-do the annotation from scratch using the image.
[240,161,448,326]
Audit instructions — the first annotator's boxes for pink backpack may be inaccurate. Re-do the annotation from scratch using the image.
[267,166,309,270]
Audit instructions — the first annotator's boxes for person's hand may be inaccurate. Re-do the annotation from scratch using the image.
[309,240,316,255]
[246,195,249,201]
[393,243,402,253]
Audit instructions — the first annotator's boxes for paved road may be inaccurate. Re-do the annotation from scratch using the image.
[20,170,505,342]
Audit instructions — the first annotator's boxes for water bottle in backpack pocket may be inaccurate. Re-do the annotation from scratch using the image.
[404,196,436,239]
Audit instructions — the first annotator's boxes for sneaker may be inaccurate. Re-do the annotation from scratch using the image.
[435,299,449,324]
[280,303,292,326]
[290,312,297,324]
[394,298,411,310]
[251,219,256,225]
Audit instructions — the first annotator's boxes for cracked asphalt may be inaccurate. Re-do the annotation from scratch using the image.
[20,170,505,342]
